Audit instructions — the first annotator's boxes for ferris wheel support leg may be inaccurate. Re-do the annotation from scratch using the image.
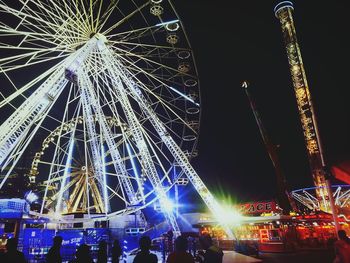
[80,77,109,214]
[99,46,181,236]
[113,63,234,239]
[80,71,137,206]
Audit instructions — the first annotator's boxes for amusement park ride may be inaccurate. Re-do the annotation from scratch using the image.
[0,0,233,238]
[0,1,349,257]
[241,1,350,228]
[273,1,350,227]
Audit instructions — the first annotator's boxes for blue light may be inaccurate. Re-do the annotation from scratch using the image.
[162,198,175,213]
[25,190,38,204]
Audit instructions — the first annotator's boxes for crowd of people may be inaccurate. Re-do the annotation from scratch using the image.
[132,233,223,263]
[45,237,123,263]
[3,229,350,263]
[0,232,223,263]
[0,235,123,263]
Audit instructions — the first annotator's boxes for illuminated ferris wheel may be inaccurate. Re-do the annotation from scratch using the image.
[0,0,233,237]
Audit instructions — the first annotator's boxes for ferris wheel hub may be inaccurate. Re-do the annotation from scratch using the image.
[95,33,107,43]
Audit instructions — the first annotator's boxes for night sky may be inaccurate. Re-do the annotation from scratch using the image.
[173,0,350,203]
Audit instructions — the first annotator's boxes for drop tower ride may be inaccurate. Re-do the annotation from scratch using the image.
[273,1,336,215]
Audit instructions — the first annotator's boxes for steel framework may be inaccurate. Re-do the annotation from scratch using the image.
[0,0,233,238]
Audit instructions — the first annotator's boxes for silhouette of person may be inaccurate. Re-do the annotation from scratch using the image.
[334,230,350,263]
[198,234,223,263]
[187,236,196,257]
[2,237,26,263]
[166,235,195,263]
[133,235,158,263]
[69,244,94,263]
[167,229,174,253]
[111,239,122,263]
[97,240,107,263]
[46,235,63,263]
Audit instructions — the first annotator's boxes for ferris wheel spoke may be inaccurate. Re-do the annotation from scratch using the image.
[49,142,82,168]
[0,46,64,64]
[104,172,134,181]
[0,3,80,37]
[76,0,92,33]
[112,45,195,79]
[104,183,131,206]
[0,31,83,52]
[0,52,69,73]
[20,3,65,35]
[115,51,198,106]
[0,62,63,109]
[92,0,111,32]
[37,161,70,171]
[111,40,188,52]
[28,0,90,37]
[106,23,163,42]
[112,53,199,134]
[102,2,149,36]
[69,176,86,212]
[97,0,133,34]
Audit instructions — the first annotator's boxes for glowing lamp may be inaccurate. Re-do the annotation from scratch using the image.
[25,190,38,204]
[162,198,175,213]
[220,207,242,226]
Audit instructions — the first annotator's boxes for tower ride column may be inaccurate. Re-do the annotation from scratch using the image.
[274,1,336,218]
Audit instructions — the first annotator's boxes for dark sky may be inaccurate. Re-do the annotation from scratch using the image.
[173,0,350,203]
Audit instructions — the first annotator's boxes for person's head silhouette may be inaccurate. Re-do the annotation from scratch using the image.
[53,236,63,247]
[337,229,350,245]
[139,236,152,252]
[199,234,213,250]
[76,244,91,259]
[6,238,18,252]
[113,239,120,247]
[338,230,348,240]
[99,240,107,249]
[175,235,188,252]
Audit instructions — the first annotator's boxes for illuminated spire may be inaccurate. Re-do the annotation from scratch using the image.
[274,1,333,213]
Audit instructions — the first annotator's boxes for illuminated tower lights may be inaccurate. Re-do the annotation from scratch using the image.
[274,1,339,230]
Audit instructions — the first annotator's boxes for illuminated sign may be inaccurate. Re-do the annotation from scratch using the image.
[56,230,84,247]
[239,201,277,215]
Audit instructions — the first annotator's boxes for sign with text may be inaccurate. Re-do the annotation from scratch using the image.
[239,201,277,215]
